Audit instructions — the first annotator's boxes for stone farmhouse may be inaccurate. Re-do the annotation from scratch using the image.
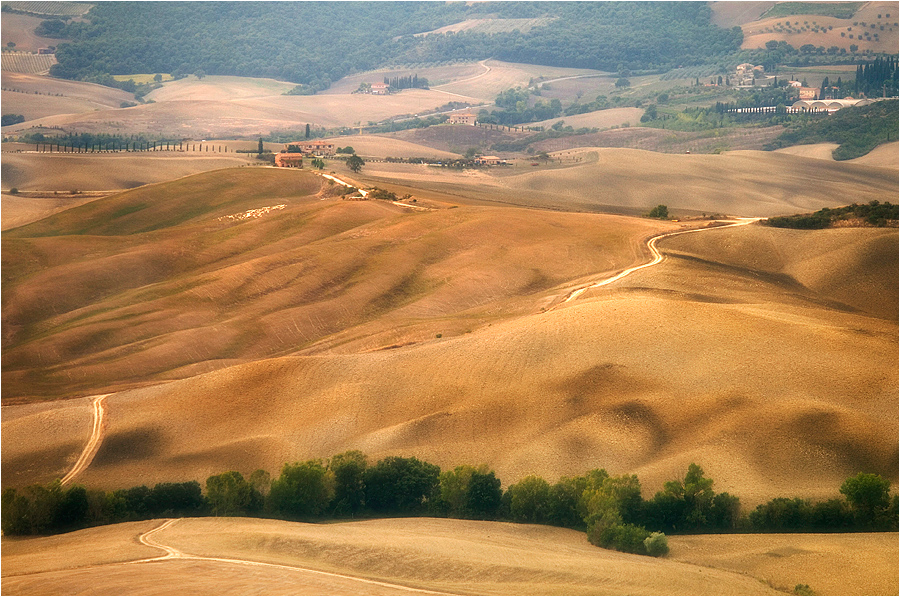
[448,112,477,125]
[275,153,303,168]
[282,140,336,156]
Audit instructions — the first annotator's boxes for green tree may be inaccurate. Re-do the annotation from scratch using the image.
[840,473,891,526]
[615,77,630,88]
[346,154,365,173]
[329,451,367,516]
[507,475,551,523]
[270,461,334,518]
[364,456,440,513]
[206,471,254,516]
[153,73,162,83]
[311,158,326,170]
[257,137,264,155]
[647,204,669,219]
[467,470,502,519]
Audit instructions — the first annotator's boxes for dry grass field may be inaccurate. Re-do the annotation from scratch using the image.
[776,141,900,169]
[1,72,134,121]
[0,150,256,191]
[378,147,897,217]
[739,1,899,53]
[3,517,895,595]
[2,164,895,511]
[0,12,65,53]
[530,107,644,131]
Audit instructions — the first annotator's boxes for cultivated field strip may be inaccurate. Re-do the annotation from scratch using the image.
[4,1,92,17]
[1,52,57,74]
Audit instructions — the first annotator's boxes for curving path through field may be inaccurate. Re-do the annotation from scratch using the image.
[130,519,454,595]
[60,393,109,486]
[560,218,760,305]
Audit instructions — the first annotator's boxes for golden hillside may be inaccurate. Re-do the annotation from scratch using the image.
[3,169,895,507]
[2,167,669,403]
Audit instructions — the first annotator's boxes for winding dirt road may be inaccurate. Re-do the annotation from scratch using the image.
[131,519,454,595]
[560,217,760,304]
[60,393,109,486]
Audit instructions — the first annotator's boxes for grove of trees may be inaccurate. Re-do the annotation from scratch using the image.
[4,454,897,562]
[44,2,743,92]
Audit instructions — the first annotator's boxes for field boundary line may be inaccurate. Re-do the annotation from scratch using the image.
[60,393,109,486]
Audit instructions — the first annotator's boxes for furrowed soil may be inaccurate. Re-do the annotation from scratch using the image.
[2,518,895,595]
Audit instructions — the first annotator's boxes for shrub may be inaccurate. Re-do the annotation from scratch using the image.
[643,531,670,556]
[591,523,651,554]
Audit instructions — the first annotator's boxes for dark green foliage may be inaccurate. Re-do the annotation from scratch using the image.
[643,463,739,532]
[478,89,562,126]
[364,456,440,513]
[35,18,67,37]
[840,472,893,527]
[647,205,669,219]
[506,475,552,523]
[206,471,259,516]
[329,451,368,516]
[48,2,741,89]
[270,461,333,519]
[2,114,26,126]
[764,201,899,229]
[466,470,503,518]
[793,584,816,596]
[764,100,899,160]
[591,522,652,554]
[148,481,207,516]
[346,154,365,173]
[384,74,428,90]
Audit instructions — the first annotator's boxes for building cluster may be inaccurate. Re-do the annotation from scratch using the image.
[274,139,336,168]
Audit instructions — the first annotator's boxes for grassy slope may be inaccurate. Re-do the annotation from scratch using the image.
[362,148,899,217]
[2,167,666,402]
[3,518,896,595]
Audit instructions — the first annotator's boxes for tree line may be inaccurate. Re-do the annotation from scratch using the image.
[763,201,899,229]
[383,74,429,90]
[854,56,899,97]
[4,454,897,560]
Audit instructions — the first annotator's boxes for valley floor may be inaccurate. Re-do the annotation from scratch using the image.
[4,517,896,596]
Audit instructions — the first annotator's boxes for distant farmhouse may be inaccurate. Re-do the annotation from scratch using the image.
[448,112,477,125]
[734,63,765,86]
[282,140,336,156]
[474,155,507,165]
[275,139,337,167]
[275,153,303,168]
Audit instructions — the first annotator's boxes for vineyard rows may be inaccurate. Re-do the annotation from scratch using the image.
[1,52,57,74]
[5,1,92,16]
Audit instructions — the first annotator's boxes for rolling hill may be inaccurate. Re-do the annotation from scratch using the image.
[2,166,896,510]
[2,516,896,595]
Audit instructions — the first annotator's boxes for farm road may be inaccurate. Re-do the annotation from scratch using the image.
[130,519,455,595]
[560,218,760,304]
[60,393,109,486]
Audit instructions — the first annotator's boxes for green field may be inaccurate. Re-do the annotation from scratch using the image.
[111,73,174,84]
